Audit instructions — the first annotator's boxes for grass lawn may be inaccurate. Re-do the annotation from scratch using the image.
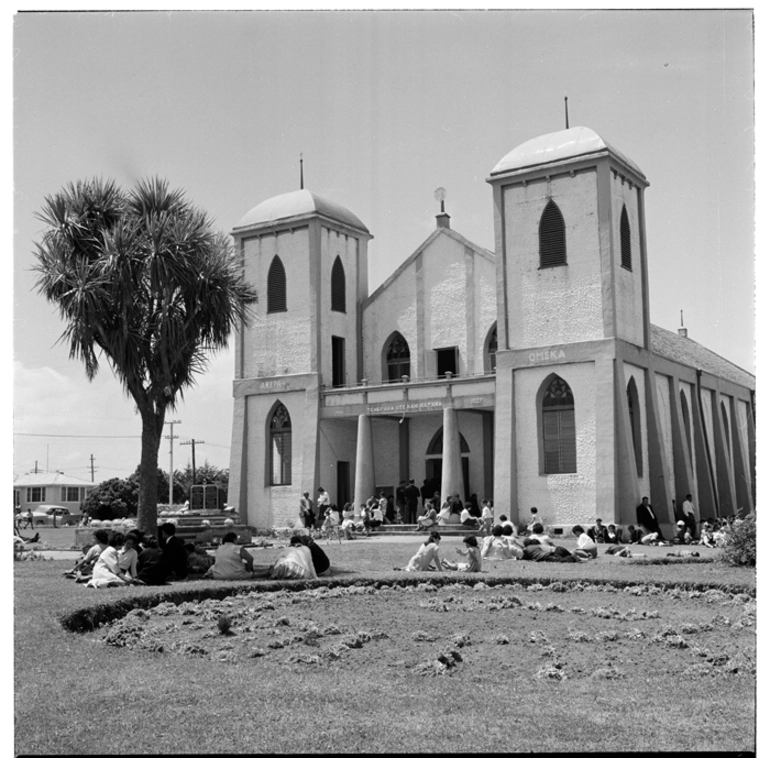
[14,534,755,754]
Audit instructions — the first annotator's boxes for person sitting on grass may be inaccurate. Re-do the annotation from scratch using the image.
[530,522,554,546]
[186,542,215,576]
[481,525,515,560]
[297,533,331,576]
[117,532,140,581]
[587,518,608,544]
[416,502,438,532]
[401,531,443,572]
[501,523,525,559]
[605,524,621,544]
[86,533,138,588]
[64,528,110,581]
[205,532,257,580]
[673,520,693,545]
[626,524,643,545]
[136,536,169,585]
[159,522,188,580]
[269,535,318,580]
[571,525,598,559]
[698,521,716,548]
[441,535,482,572]
[459,504,481,529]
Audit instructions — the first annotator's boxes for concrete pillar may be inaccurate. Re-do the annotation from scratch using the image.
[440,407,464,505]
[353,414,375,518]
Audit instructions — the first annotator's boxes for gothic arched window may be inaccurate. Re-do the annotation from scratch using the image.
[385,333,411,382]
[485,323,498,373]
[331,256,346,313]
[541,375,576,474]
[269,403,292,485]
[539,200,566,268]
[620,205,632,271]
[267,256,287,313]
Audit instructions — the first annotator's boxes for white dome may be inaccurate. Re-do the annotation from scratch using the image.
[234,189,369,233]
[491,126,644,178]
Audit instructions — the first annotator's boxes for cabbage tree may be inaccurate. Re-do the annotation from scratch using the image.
[32,177,256,534]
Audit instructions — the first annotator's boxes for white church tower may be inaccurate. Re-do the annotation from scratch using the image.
[228,188,371,528]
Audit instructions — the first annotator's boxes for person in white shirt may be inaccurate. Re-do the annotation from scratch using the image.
[571,525,597,559]
[317,487,331,520]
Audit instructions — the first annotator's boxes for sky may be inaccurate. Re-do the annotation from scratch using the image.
[11,7,757,486]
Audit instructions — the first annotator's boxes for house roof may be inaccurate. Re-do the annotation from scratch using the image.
[490,126,645,179]
[13,472,96,488]
[650,324,755,390]
[233,189,369,234]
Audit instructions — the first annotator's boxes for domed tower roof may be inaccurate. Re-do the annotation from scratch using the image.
[490,126,645,179]
[233,189,369,234]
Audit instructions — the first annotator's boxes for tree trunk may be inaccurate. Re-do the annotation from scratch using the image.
[136,405,164,536]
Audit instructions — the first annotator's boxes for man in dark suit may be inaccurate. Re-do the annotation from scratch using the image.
[587,518,608,543]
[636,497,665,541]
[405,479,421,524]
[159,522,188,580]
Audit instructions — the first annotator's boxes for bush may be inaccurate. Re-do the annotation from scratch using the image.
[721,515,756,568]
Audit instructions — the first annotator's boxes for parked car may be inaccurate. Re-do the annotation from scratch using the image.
[30,506,80,527]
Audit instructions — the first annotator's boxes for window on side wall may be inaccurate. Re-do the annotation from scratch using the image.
[541,376,576,474]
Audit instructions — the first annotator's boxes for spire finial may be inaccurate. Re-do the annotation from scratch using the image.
[300,153,304,190]
[564,96,570,129]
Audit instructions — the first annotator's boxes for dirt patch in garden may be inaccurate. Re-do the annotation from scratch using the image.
[96,581,756,681]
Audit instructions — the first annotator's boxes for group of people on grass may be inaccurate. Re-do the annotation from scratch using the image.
[64,523,330,588]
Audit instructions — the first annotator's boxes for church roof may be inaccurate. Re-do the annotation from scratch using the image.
[490,126,645,178]
[234,189,369,234]
[649,324,755,390]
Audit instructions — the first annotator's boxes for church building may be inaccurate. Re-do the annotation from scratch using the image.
[227,126,755,535]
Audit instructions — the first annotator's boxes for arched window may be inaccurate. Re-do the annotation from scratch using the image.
[331,256,346,313]
[627,377,643,476]
[620,205,632,270]
[485,323,498,373]
[384,333,411,382]
[539,200,566,268]
[269,403,292,485]
[426,428,471,455]
[267,256,287,313]
[541,375,576,474]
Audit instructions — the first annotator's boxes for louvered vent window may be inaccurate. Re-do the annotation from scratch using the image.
[620,205,632,270]
[267,256,287,313]
[542,376,576,474]
[331,256,346,313]
[539,200,567,268]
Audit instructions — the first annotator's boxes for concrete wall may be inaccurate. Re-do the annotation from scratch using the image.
[513,362,598,527]
[611,174,645,347]
[503,171,605,349]
[362,232,496,382]
[242,229,313,378]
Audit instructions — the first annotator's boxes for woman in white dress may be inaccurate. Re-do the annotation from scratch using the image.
[270,536,318,580]
[87,534,135,588]
[403,532,443,571]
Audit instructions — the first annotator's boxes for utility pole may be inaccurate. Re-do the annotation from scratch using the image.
[164,420,182,507]
[90,454,96,482]
[180,439,205,486]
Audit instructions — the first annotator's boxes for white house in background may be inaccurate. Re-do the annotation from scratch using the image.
[13,472,96,515]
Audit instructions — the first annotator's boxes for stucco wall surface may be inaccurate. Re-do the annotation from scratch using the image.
[504,172,604,349]
[244,391,311,528]
[319,418,358,504]
[700,387,715,459]
[612,177,645,346]
[370,417,400,491]
[242,231,312,378]
[655,373,675,497]
[513,363,597,527]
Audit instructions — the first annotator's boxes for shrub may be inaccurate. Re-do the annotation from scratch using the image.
[217,614,233,635]
[721,515,756,568]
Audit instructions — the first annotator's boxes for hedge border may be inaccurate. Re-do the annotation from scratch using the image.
[59,572,755,635]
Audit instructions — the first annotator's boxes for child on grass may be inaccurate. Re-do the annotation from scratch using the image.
[441,535,482,572]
